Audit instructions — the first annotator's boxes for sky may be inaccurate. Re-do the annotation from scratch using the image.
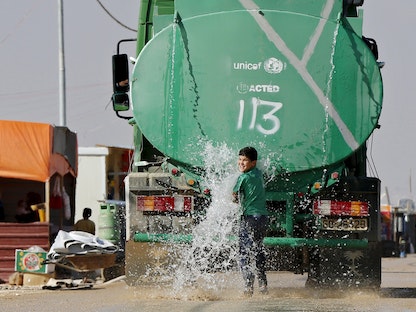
[1,0,415,205]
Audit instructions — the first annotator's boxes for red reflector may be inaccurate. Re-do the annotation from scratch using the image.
[331,172,339,180]
[171,168,179,175]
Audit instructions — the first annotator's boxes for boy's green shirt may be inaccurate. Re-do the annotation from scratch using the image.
[233,167,268,216]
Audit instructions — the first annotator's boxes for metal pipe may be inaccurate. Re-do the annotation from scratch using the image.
[58,0,66,126]
[263,237,368,248]
[133,232,368,248]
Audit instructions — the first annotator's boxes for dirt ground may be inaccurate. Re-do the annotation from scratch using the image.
[1,255,416,312]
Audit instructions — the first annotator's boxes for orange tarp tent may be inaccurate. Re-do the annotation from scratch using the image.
[0,120,77,181]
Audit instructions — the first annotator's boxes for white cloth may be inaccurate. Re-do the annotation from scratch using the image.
[47,230,118,261]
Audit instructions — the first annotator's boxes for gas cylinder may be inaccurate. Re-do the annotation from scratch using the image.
[98,204,116,243]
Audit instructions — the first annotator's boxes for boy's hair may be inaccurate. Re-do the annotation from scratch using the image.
[239,146,258,161]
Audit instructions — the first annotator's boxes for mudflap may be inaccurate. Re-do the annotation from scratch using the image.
[306,241,381,289]
[124,240,186,286]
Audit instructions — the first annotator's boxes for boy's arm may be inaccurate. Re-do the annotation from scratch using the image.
[232,192,239,203]
[232,175,243,203]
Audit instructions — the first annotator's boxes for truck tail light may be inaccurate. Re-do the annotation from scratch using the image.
[137,195,193,212]
[313,200,369,216]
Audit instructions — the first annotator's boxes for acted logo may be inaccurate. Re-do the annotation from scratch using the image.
[237,82,280,94]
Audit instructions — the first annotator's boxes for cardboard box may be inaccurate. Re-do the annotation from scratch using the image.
[23,272,52,286]
[15,250,55,274]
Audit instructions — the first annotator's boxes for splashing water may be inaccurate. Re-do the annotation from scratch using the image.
[171,142,243,296]
[321,16,340,170]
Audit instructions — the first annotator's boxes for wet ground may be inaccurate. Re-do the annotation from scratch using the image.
[1,254,416,312]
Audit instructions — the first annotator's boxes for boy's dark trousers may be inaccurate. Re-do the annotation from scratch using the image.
[239,215,268,289]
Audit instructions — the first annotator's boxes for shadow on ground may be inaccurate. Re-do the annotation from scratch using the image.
[380,288,416,298]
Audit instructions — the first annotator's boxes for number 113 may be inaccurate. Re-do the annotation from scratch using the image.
[237,98,283,135]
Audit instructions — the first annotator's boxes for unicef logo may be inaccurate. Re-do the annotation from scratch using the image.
[263,57,285,74]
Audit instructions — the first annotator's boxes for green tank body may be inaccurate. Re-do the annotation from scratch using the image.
[130,0,382,174]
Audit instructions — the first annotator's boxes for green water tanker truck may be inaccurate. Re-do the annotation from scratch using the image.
[112,0,383,288]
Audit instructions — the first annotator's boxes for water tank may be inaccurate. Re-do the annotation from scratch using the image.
[131,1,382,174]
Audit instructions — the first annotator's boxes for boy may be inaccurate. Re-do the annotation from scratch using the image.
[232,147,269,296]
